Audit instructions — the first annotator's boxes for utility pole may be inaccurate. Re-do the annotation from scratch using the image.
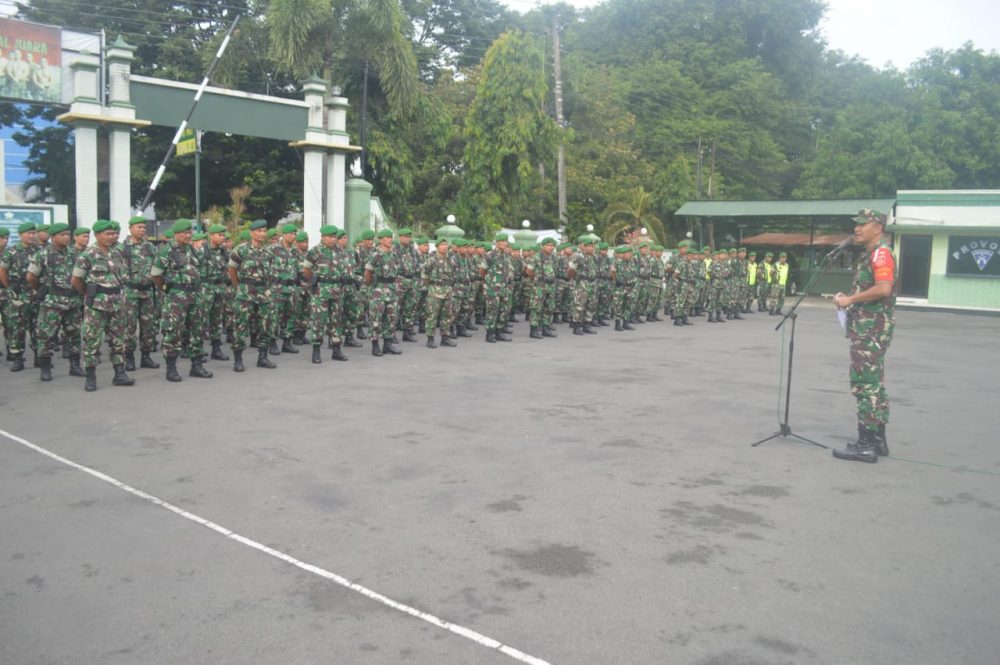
[360,59,369,177]
[695,137,703,199]
[552,14,567,230]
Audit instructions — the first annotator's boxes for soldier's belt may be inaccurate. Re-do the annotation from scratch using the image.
[399,272,416,278]
[50,286,78,298]
[430,280,454,286]
[241,279,266,287]
[126,282,153,291]
[575,277,596,282]
[210,278,228,285]
[94,286,121,295]
[538,278,556,284]
[316,277,349,284]
[166,283,197,293]
[378,277,396,284]
[275,278,298,286]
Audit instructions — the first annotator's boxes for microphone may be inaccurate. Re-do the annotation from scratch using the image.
[828,236,853,257]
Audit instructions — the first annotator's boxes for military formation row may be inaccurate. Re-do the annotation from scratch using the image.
[0,220,793,391]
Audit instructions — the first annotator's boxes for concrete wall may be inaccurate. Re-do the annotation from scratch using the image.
[896,231,1000,310]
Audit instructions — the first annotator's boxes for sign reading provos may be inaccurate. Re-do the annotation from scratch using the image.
[0,17,61,104]
[947,236,1000,278]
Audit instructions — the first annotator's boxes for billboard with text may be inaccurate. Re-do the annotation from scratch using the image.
[0,17,61,104]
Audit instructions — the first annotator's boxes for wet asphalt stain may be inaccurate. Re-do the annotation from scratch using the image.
[932,492,997,510]
[661,501,771,533]
[735,485,789,499]
[601,437,643,448]
[665,544,726,565]
[25,575,44,590]
[676,474,727,489]
[487,494,528,513]
[499,544,596,578]
[755,635,805,655]
[497,577,533,591]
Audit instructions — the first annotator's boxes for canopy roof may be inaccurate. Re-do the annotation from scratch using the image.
[894,190,1000,230]
[675,199,896,218]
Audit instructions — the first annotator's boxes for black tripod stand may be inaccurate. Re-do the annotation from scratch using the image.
[750,244,850,449]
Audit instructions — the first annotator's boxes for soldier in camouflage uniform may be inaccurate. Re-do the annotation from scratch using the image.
[595,242,613,325]
[292,231,311,345]
[394,228,420,342]
[73,227,90,253]
[768,252,790,315]
[199,224,231,362]
[71,220,134,391]
[421,237,457,348]
[121,216,160,371]
[671,242,696,326]
[302,225,350,363]
[611,245,637,330]
[473,242,488,325]
[414,237,430,333]
[508,245,523,322]
[267,224,302,355]
[833,210,896,463]
[338,231,364,348]
[745,250,759,312]
[759,252,775,313]
[526,237,558,338]
[0,221,39,371]
[228,219,277,371]
[568,237,598,335]
[26,223,84,380]
[707,248,728,323]
[151,219,211,381]
[632,243,653,324]
[364,228,402,356]
[554,243,573,324]
[0,227,8,359]
[483,233,513,343]
[352,229,376,339]
[649,245,665,321]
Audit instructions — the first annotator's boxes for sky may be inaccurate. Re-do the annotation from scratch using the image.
[502,0,1000,70]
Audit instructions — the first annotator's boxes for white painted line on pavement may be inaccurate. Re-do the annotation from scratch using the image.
[0,428,552,665]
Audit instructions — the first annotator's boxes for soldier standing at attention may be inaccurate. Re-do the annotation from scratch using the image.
[228,219,277,371]
[73,227,91,253]
[302,225,350,364]
[525,237,558,339]
[760,252,775,312]
[832,209,896,463]
[707,248,727,323]
[421,237,457,348]
[483,233,513,343]
[394,228,420,342]
[121,216,160,371]
[595,242,613,325]
[200,224,231,362]
[267,223,301,356]
[364,228,402,356]
[26,223,85,380]
[414,237,430,333]
[568,237,598,335]
[71,220,134,391]
[353,229,376,339]
[292,230,311,345]
[773,251,790,315]
[611,245,635,330]
[0,221,38,371]
[151,219,211,381]
[0,227,8,359]
[648,245,665,322]
[338,230,364,348]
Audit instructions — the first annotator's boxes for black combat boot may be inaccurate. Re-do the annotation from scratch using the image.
[402,327,417,342]
[190,356,213,379]
[717,310,726,322]
[383,338,402,355]
[572,323,584,336]
[331,344,348,361]
[543,326,558,338]
[210,341,229,361]
[344,333,363,348]
[623,320,635,330]
[140,351,160,368]
[673,316,684,326]
[682,316,693,325]
[465,317,479,331]
[293,331,308,345]
[724,311,732,320]
[733,310,744,320]
[496,328,512,342]
[646,314,655,322]
[32,351,39,368]
[832,425,878,463]
[531,326,545,339]
[615,319,623,331]
[440,334,457,347]
[456,324,471,338]
[69,355,85,377]
[475,314,485,325]
[39,355,53,382]
[257,347,277,368]
[583,324,596,334]
[552,313,561,324]
[418,321,426,334]
[371,339,383,357]
[281,338,298,354]
[233,348,245,372]
[312,344,322,364]
[84,366,97,392]
[112,364,135,386]
[426,335,438,348]
[165,354,183,382]
[597,317,609,326]
[502,323,514,335]
[875,424,889,457]
[269,340,281,355]
[357,325,366,340]
[708,311,717,322]
[10,353,25,372]
[124,351,136,372]
[486,330,497,343]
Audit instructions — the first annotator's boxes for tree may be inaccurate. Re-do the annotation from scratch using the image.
[602,187,667,246]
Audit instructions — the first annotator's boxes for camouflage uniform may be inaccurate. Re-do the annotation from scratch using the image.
[304,243,349,346]
[648,251,665,318]
[613,251,637,324]
[121,236,158,358]
[0,238,37,362]
[199,241,230,351]
[395,241,421,334]
[365,246,400,342]
[528,249,558,331]
[28,243,83,366]
[569,250,598,329]
[483,246,513,338]
[708,256,728,318]
[596,248,614,322]
[229,242,274,351]
[421,248,456,341]
[268,239,301,348]
[554,251,571,322]
[151,241,205,359]
[353,243,374,332]
[73,245,128,369]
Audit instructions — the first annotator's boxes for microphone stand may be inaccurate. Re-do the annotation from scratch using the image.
[750,242,851,449]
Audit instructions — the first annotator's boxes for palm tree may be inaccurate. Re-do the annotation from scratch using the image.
[602,187,667,245]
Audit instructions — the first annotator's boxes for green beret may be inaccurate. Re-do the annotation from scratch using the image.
[376,228,393,239]
[738,247,747,252]
[109,221,121,231]
[280,223,297,234]
[295,231,308,242]
[494,232,509,242]
[73,227,90,237]
[613,245,628,255]
[191,232,208,241]
[36,224,50,232]
[238,229,250,241]
[540,237,556,246]
[765,251,774,258]
[266,228,278,238]
[336,228,347,237]
[779,251,788,258]
[435,236,449,245]
[852,208,887,226]
[530,244,540,252]
[128,216,148,226]
[415,236,428,245]
[320,225,338,236]
[652,244,663,251]
[207,224,227,234]
[728,247,737,253]
[481,242,492,249]
[93,220,114,233]
[164,229,174,238]
[748,251,757,257]
[0,227,9,237]
[397,227,413,236]
[360,229,376,240]
[699,245,710,252]
[249,220,267,230]
[581,237,595,246]
[172,219,193,233]
[49,223,70,236]
[18,221,36,233]
[598,242,608,250]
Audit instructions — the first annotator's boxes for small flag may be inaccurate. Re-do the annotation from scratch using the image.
[177,128,198,156]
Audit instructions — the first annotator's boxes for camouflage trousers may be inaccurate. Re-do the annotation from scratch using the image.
[223,287,235,341]
[36,302,82,359]
[474,281,485,317]
[663,279,676,312]
[161,292,205,357]
[343,285,362,330]
[1,297,31,354]
[632,280,649,317]
[555,280,571,316]
[672,281,693,317]
[416,288,428,326]
[125,290,158,353]
[766,283,784,311]
[708,283,725,312]
[484,287,510,330]
[367,285,398,341]
[598,280,613,318]
[456,284,475,323]
[849,313,894,432]
[309,286,345,345]
[270,287,299,341]
[530,283,556,328]
[81,304,127,369]
[613,283,635,320]
[231,298,271,351]
[199,284,227,343]
[572,281,597,324]
[397,278,420,329]
[425,292,454,334]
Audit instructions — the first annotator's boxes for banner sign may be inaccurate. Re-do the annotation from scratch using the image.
[1,207,51,246]
[0,17,62,104]
[947,236,1000,278]
[176,128,197,156]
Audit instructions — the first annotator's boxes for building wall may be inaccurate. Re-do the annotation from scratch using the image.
[896,231,1000,310]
